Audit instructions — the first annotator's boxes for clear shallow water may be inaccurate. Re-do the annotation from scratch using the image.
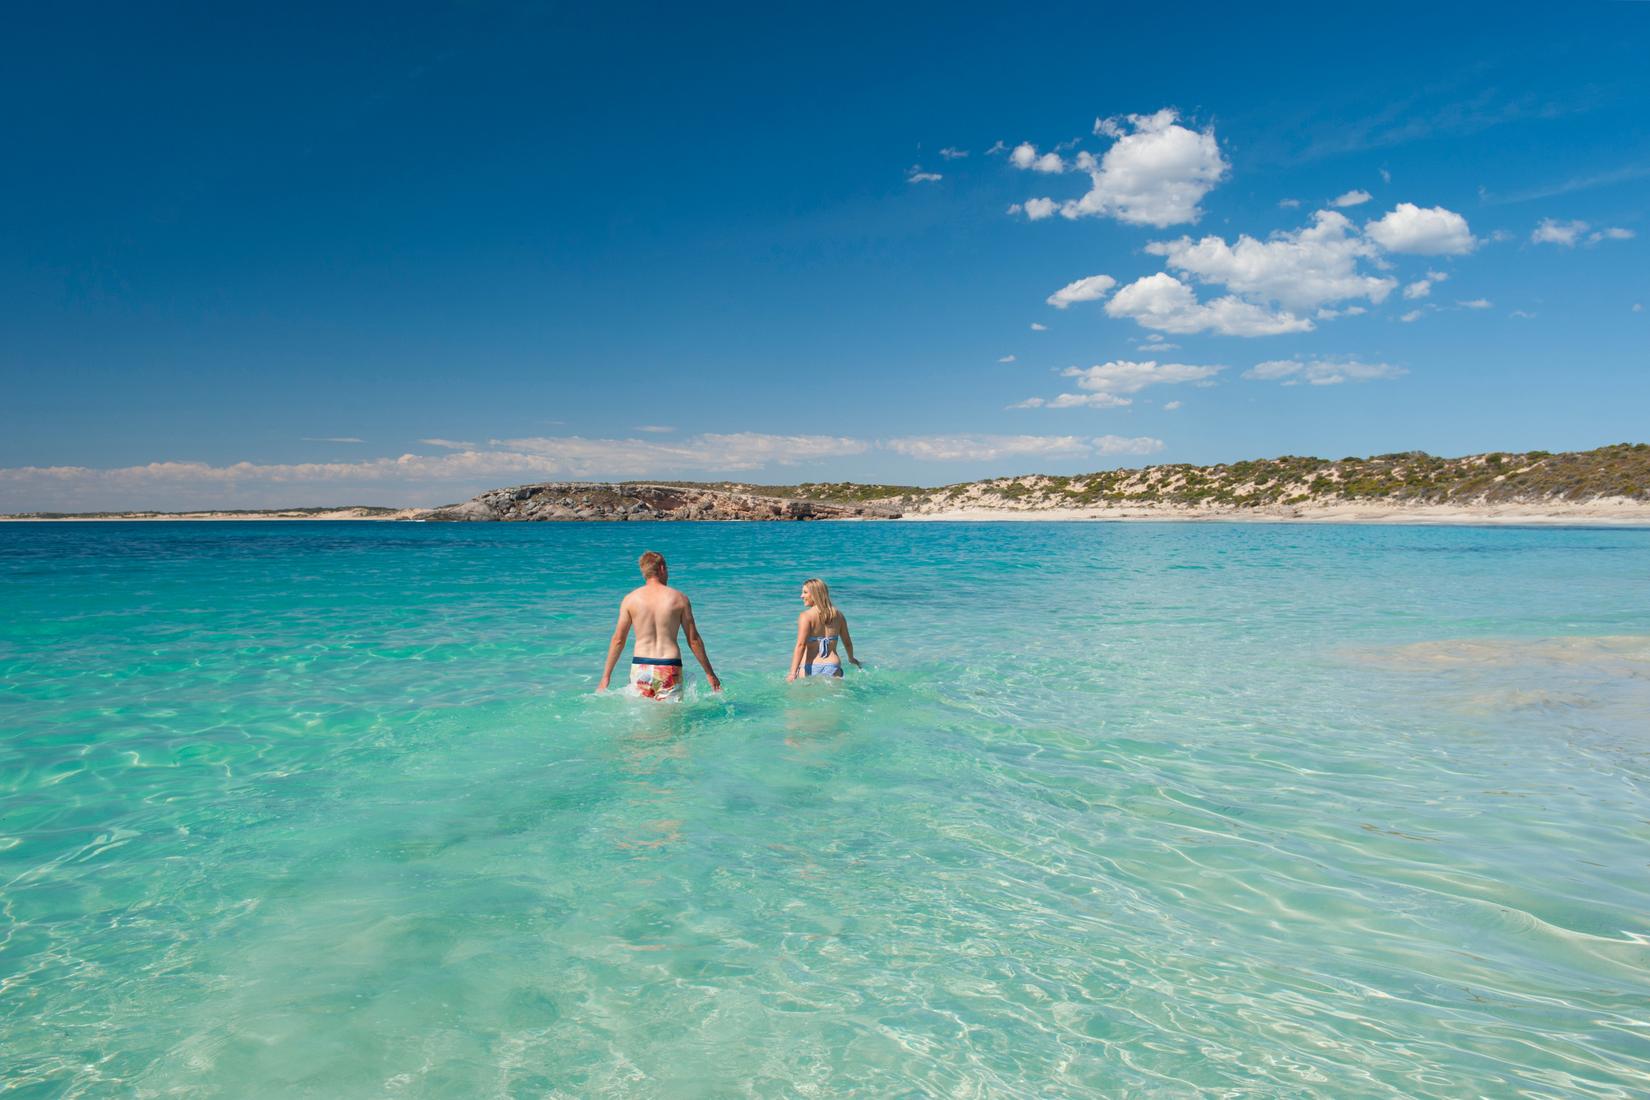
[3,520,1648,1098]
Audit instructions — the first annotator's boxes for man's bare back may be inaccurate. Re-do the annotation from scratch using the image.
[598,552,721,696]
[623,583,690,660]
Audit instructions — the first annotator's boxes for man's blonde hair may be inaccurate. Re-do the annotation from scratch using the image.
[638,551,666,579]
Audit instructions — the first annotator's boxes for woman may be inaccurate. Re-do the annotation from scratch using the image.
[788,577,861,681]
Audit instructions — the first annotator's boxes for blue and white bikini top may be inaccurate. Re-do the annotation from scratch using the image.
[809,634,839,658]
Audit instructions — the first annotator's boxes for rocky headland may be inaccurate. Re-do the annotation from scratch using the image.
[419,483,902,522]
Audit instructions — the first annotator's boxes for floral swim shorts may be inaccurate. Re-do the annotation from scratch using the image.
[631,657,685,701]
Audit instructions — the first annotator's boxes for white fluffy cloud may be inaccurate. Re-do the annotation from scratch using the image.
[1105,273,1313,336]
[1046,273,1117,309]
[1062,109,1228,226]
[998,354,1017,363]
[1331,189,1372,207]
[1592,227,1634,242]
[1364,203,1476,255]
[1144,210,1396,312]
[1014,359,1222,409]
[1012,109,1228,227]
[1030,322,1048,331]
[1010,197,1059,220]
[1244,358,1406,385]
[1010,143,1065,173]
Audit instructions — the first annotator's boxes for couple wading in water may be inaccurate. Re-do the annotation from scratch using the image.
[597,551,860,701]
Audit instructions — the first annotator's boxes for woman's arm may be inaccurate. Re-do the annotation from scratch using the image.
[787,611,811,681]
[839,614,861,667]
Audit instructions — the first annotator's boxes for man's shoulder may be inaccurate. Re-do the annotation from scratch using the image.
[628,583,687,604]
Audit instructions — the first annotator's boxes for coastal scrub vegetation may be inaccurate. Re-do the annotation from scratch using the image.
[796,444,1650,512]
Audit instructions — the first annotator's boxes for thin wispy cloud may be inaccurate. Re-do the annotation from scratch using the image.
[907,165,942,183]
[885,434,1162,461]
[1014,359,1223,408]
[0,433,875,511]
[1287,82,1610,163]
[303,436,364,444]
[1484,161,1650,205]
[1244,358,1406,385]
[1530,218,1636,246]
[1531,218,1589,246]
[419,438,477,449]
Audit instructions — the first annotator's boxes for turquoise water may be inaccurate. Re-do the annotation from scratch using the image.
[3,520,1649,1098]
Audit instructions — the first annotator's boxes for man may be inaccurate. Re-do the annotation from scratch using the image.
[598,551,721,698]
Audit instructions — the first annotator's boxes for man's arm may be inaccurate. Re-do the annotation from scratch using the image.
[680,599,721,692]
[598,601,633,691]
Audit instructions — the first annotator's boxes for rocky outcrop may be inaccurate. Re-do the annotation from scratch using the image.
[419,483,901,522]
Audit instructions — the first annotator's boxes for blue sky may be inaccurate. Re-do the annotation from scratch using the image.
[2,2,1646,509]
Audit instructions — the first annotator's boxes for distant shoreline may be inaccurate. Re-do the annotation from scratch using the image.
[6,508,1649,527]
[8,444,1649,527]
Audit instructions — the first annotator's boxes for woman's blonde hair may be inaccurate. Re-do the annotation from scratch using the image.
[802,578,838,629]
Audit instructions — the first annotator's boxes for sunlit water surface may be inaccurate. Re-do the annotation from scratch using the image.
[3,521,1648,1097]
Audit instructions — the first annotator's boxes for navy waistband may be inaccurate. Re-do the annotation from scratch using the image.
[631,656,683,666]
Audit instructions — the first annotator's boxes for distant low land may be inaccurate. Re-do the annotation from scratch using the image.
[6,445,1650,524]
[0,506,420,521]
